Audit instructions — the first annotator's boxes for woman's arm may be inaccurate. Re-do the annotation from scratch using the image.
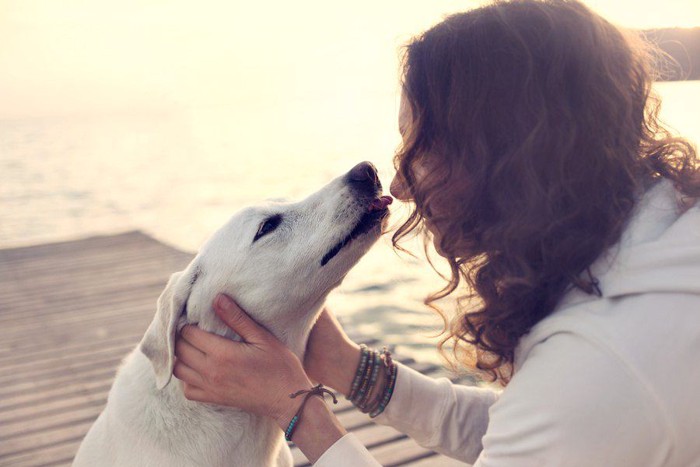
[305,308,500,464]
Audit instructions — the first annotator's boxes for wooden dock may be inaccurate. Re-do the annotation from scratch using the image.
[0,232,468,466]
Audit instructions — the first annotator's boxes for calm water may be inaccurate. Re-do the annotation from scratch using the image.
[1,81,698,365]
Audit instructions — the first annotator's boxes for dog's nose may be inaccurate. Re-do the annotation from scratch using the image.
[347,161,381,192]
[348,161,377,183]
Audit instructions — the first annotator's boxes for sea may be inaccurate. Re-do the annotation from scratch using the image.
[1,81,698,366]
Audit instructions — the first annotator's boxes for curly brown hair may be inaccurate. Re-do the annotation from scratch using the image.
[392,0,700,385]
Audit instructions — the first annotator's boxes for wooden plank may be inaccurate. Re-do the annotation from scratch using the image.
[0,251,189,289]
[0,271,179,314]
[0,334,138,367]
[0,418,95,459]
[0,245,186,277]
[0,353,124,394]
[0,402,104,441]
[0,439,83,467]
[0,366,116,407]
[0,319,146,355]
[0,341,132,381]
[0,317,147,356]
[1,386,108,423]
[406,454,470,466]
[0,268,172,305]
[0,231,170,262]
[1,377,111,417]
[373,436,437,466]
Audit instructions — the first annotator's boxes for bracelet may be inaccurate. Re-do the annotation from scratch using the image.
[365,347,393,415]
[284,383,338,442]
[369,351,397,418]
[347,344,370,401]
[357,351,382,412]
[347,345,398,417]
[352,349,378,407]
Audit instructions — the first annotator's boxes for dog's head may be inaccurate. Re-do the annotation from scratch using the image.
[140,162,392,389]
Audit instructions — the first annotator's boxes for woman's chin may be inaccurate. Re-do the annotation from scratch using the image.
[431,235,449,258]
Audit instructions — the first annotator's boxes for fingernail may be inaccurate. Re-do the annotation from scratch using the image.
[216,294,234,311]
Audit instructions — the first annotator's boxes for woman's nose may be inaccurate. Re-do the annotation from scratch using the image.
[390,173,411,201]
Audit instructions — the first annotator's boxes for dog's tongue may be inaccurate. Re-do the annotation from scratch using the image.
[369,195,393,211]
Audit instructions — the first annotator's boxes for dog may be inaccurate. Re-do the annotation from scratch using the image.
[72,161,392,466]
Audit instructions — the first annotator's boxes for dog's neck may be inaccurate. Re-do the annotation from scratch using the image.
[249,295,328,360]
[192,293,328,363]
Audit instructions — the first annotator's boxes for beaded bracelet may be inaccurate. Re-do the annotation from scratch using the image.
[352,349,378,407]
[350,349,375,405]
[362,346,392,413]
[364,347,392,414]
[347,345,398,417]
[357,351,382,412]
[347,344,370,401]
[369,354,397,418]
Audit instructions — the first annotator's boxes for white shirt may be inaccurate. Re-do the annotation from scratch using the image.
[316,180,700,466]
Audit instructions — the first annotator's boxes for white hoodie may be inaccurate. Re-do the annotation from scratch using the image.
[316,179,700,467]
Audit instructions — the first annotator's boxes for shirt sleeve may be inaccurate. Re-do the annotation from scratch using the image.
[314,363,499,466]
[314,433,381,467]
[373,363,500,463]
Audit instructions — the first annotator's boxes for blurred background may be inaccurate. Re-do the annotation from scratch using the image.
[1,0,699,364]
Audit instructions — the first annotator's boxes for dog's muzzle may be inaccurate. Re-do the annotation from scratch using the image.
[321,162,392,267]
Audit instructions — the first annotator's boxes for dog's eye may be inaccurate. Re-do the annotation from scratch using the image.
[253,214,282,242]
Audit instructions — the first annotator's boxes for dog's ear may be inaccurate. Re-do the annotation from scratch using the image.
[140,271,190,390]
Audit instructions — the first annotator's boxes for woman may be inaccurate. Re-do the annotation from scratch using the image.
[173,1,700,465]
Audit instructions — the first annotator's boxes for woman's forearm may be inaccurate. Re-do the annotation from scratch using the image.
[273,396,347,464]
[320,339,361,396]
[274,340,389,464]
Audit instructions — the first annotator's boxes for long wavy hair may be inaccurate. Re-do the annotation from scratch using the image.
[392,0,699,385]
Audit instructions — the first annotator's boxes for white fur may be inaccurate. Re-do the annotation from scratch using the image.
[73,168,388,466]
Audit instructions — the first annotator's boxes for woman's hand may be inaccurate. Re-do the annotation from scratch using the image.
[174,295,348,463]
[304,308,362,397]
[173,294,312,427]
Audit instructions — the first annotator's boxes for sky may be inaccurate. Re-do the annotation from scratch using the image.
[0,0,698,120]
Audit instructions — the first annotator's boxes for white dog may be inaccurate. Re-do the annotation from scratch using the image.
[73,162,392,467]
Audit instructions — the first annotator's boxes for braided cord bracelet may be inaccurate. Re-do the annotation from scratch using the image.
[284,384,338,442]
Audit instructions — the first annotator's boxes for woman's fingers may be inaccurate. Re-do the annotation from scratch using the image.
[179,323,233,356]
[174,336,207,369]
[213,294,269,344]
[173,360,207,389]
[182,382,214,404]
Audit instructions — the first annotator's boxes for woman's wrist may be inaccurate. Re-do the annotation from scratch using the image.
[276,392,346,464]
[304,308,363,395]
[271,375,314,429]
[324,339,361,396]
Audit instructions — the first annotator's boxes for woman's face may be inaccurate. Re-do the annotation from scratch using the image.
[390,94,450,255]
[389,94,417,202]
